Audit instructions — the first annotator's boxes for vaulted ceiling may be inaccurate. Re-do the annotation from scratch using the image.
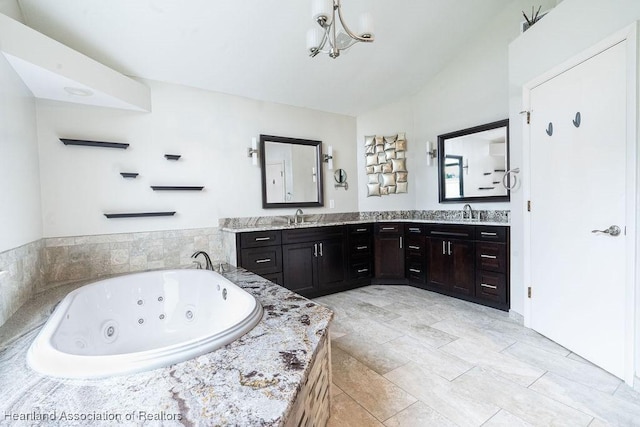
[15,0,514,116]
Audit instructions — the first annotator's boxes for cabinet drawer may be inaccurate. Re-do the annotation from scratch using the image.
[349,260,372,280]
[404,224,425,235]
[475,271,506,304]
[476,226,508,242]
[476,242,507,273]
[239,247,282,274]
[240,230,282,248]
[425,224,474,240]
[260,272,283,286]
[375,223,403,234]
[282,226,344,244]
[349,224,372,235]
[350,240,372,257]
[405,236,425,256]
[406,258,426,283]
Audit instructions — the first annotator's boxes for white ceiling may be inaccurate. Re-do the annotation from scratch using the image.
[15,0,515,116]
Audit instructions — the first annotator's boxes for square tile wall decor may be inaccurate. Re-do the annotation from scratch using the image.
[365,133,407,197]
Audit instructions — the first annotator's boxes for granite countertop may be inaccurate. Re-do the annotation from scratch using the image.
[0,268,332,426]
[220,213,510,234]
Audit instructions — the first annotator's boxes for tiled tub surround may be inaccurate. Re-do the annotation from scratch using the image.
[0,240,44,327]
[0,267,332,426]
[44,227,225,285]
[0,227,224,328]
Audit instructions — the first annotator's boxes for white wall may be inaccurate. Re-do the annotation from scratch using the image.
[508,0,640,381]
[0,51,41,252]
[356,0,556,214]
[36,79,358,238]
[356,97,415,211]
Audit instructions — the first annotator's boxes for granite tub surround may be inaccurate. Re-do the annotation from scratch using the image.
[0,239,44,327]
[43,226,224,287]
[0,267,333,426]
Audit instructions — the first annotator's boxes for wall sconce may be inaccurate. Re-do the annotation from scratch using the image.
[323,145,334,170]
[426,141,437,166]
[247,137,259,166]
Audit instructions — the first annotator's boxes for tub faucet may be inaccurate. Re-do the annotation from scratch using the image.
[192,251,213,271]
[294,208,304,224]
[462,204,474,220]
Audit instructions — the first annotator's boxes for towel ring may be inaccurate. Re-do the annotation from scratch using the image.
[502,168,520,190]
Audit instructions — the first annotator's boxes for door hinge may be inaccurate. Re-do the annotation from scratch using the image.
[527,200,531,212]
[528,287,532,298]
[520,110,531,124]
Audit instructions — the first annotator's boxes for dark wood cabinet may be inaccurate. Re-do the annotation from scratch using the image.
[280,226,347,297]
[405,224,426,285]
[347,224,373,282]
[425,224,508,310]
[235,221,509,310]
[374,223,405,280]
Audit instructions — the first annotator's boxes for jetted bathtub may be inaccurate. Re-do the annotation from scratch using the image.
[27,269,263,379]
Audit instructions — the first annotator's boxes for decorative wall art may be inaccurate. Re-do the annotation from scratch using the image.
[364,132,407,197]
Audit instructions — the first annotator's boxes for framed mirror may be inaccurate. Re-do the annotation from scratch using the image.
[438,119,509,203]
[260,134,324,208]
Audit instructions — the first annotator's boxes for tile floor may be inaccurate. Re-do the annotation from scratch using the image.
[314,285,640,427]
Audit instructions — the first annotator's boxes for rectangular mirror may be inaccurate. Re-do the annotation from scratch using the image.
[438,119,510,203]
[260,134,324,208]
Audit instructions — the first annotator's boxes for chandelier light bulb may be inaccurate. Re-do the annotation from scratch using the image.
[358,12,374,38]
[312,0,333,25]
[307,28,322,52]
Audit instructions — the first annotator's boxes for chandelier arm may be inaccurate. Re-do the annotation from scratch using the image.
[335,0,374,43]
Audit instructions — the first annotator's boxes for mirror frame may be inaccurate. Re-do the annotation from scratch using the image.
[260,134,324,209]
[437,119,510,203]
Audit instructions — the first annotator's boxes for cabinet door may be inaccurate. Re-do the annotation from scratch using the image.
[427,238,449,291]
[282,242,317,295]
[449,240,475,296]
[317,238,346,290]
[374,235,405,279]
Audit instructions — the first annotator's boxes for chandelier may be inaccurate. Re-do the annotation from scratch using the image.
[306,0,375,59]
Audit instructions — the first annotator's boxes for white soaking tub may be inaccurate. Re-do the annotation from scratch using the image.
[27,269,263,379]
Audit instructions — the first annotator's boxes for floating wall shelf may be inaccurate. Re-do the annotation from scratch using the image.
[104,212,176,219]
[150,186,204,191]
[164,154,181,160]
[120,172,139,178]
[60,138,129,149]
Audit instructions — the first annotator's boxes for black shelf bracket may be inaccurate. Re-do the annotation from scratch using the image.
[61,138,129,149]
[150,186,204,191]
[120,173,139,178]
[104,212,176,219]
[164,154,181,160]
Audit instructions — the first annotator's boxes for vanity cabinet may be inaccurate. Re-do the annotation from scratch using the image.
[374,223,405,280]
[405,224,426,285]
[474,226,509,307]
[281,226,347,297]
[237,230,283,285]
[347,224,373,283]
[425,225,475,297]
[235,221,509,310]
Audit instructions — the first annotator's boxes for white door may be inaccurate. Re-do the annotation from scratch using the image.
[265,162,285,203]
[529,41,628,378]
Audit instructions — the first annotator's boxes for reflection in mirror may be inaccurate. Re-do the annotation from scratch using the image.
[438,119,509,203]
[260,135,323,208]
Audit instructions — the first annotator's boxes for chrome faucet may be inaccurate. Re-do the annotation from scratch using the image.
[462,204,474,220]
[191,251,213,270]
[294,208,304,224]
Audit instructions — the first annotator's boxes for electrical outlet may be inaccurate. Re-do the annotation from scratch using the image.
[329,199,335,209]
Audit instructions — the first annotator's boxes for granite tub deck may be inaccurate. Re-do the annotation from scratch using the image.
[0,268,333,426]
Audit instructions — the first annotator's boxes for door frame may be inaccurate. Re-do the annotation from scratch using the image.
[521,23,638,384]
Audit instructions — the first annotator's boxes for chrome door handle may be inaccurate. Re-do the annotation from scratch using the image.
[591,225,621,236]
[447,241,452,256]
[442,241,446,255]
[313,243,318,257]
[319,242,323,257]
